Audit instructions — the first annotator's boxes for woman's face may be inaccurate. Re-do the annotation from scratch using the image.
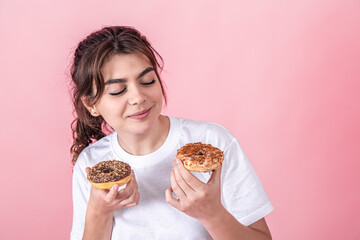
[94,52,164,136]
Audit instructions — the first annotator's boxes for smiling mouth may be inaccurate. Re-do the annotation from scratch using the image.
[128,107,152,119]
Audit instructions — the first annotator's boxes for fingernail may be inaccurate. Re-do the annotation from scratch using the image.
[131,170,134,176]
[113,184,118,191]
[176,159,180,165]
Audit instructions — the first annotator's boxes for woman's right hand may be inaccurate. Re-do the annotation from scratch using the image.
[85,167,140,216]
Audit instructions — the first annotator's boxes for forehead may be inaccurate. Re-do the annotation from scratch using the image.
[101,53,153,79]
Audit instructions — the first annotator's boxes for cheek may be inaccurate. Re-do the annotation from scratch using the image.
[153,85,165,102]
[96,98,127,118]
[152,91,164,110]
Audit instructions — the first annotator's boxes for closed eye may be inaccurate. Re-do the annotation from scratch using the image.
[109,79,155,95]
[110,88,127,96]
[141,79,155,86]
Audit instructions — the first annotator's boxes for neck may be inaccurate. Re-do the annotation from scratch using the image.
[116,115,170,156]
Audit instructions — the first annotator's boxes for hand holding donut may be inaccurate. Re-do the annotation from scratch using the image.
[165,143,225,222]
[85,164,140,216]
[166,158,223,222]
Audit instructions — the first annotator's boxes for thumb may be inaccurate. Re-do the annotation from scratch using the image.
[85,167,91,174]
[104,184,119,202]
[207,164,222,185]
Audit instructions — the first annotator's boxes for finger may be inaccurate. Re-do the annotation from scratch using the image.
[119,189,140,207]
[117,187,132,202]
[165,187,181,210]
[117,171,138,200]
[123,201,138,208]
[175,159,204,190]
[104,184,119,202]
[126,171,138,191]
[125,179,139,203]
[208,164,222,185]
[130,170,137,185]
[170,169,187,199]
[173,164,195,194]
[85,167,91,174]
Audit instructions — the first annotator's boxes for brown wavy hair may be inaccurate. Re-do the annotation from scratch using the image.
[69,26,167,165]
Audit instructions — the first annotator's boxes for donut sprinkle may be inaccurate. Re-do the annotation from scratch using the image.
[177,142,224,172]
[87,160,131,183]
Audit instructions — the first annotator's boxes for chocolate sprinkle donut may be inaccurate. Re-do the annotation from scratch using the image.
[87,160,131,183]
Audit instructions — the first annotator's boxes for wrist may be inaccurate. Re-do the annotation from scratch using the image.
[87,201,113,219]
[83,206,113,240]
[199,205,228,228]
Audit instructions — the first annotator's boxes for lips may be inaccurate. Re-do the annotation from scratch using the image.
[128,107,152,120]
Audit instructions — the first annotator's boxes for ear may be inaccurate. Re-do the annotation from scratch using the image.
[81,96,100,117]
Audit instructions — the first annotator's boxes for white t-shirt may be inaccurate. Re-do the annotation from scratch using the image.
[71,116,273,240]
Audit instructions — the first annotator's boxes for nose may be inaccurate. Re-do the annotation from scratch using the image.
[128,85,146,105]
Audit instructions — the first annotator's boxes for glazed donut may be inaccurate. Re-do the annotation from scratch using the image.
[87,160,131,189]
[176,142,224,172]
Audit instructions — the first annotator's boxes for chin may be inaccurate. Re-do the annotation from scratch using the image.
[121,109,161,134]
[130,125,153,136]
[131,118,158,135]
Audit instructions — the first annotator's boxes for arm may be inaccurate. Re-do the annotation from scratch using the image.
[202,213,271,240]
[165,159,271,240]
[83,206,113,240]
[82,169,140,240]
[82,186,115,240]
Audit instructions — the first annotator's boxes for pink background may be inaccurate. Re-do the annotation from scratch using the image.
[0,0,359,239]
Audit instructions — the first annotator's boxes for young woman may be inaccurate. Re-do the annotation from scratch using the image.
[70,26,273,240]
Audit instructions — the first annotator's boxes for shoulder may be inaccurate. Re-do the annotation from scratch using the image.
[176,117,235,138]
[74,132,115,169]
[171,116,237,151]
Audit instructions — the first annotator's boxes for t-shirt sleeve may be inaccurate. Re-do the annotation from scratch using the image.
[70,154,91,240]
[221,139,273,226]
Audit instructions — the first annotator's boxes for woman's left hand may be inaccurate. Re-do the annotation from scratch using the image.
[165,158,224,222]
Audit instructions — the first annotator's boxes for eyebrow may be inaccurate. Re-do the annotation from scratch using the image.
[104,67,154,85]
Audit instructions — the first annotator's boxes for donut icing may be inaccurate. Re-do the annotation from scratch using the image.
[177,142,224,172]
[87,160,131,183]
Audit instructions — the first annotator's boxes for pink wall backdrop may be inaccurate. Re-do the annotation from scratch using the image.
[0,0,359,239]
